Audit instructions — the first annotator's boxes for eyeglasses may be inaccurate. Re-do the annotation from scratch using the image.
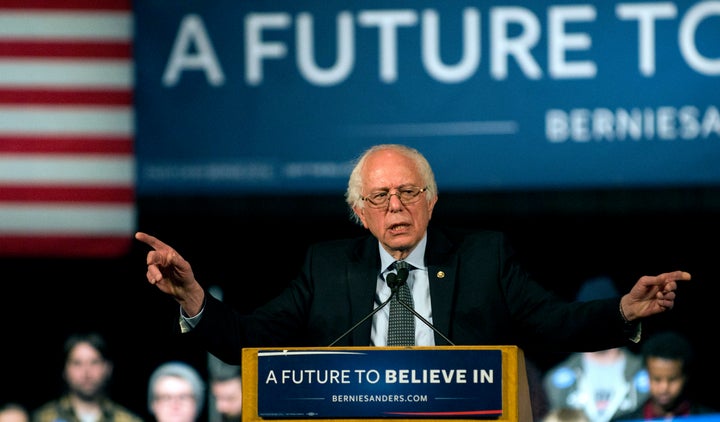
[154,393,196,404]
[362,186,427,209]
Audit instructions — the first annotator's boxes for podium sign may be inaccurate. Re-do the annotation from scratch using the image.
[242,346,531,421]
[256,348,502,419]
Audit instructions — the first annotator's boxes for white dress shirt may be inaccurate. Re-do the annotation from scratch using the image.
[370,233,435,346]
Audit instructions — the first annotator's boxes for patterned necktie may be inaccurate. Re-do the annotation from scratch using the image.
[387,260,415,346]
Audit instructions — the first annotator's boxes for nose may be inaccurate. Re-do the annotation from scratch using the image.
[387,192,404,210]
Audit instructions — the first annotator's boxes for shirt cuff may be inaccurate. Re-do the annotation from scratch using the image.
[179,305,203,333]
[626,321,642,343]
[619,300,642,343]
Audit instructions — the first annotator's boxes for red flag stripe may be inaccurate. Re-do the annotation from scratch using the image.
[0,88,132,105]
[0,41,131,59]
[0,2,134,257]
[0,134,132,154]
[0,1,130,11]
[0,186,133,203]
[0,235,132,257]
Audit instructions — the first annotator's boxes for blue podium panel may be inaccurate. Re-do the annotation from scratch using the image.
[256,349,502,419]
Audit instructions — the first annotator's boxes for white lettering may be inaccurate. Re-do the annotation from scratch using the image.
[616,2,677,76]
[279,369,351,384]
[265,370,277,384]
[245,13,291,85]
[422,8,481,83]
[548,5,596,78]
[296,12,354,86]
[679,1,720,75]
[357,10,418,83]
[546,105,720,143]
[490,6,542,79]
[384,368,470,384]
[162,14,225,86]
[162,4,719,87]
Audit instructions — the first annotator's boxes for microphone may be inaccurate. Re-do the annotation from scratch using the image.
[328,267,455,346]
[387,267,408,291]
[327,274,398,347]
[390,272,455,346]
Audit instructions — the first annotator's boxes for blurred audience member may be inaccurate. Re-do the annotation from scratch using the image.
[611,330,718,420]
[543,277,649,422]
[208,356,242,422]
[543,407,591,422]
[32,332,143,422]
[147,361,205,422]
[0,403,29,422]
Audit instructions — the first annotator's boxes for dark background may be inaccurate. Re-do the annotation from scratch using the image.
[4,187,719,419]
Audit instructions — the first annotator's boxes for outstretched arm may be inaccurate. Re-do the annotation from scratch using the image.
[135,231,205,317]
[620,270,691,321]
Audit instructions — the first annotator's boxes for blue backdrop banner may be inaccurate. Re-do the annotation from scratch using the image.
[134,0,720,195]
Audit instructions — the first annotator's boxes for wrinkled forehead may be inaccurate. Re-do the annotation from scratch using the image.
[362,151,421,190]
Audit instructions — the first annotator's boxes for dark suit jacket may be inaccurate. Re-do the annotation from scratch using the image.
[190,226,632,365]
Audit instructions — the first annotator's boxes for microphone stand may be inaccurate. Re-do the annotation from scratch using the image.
[327,282,397,347]
[393,294,455,346]
[328,272,455,347]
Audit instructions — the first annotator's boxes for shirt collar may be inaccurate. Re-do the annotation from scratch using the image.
[378,232,427,272]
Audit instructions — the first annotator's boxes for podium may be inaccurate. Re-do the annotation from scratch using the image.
[241,346,532,421]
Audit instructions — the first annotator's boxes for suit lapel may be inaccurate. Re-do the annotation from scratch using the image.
[346,236,381,346]
[341,229,459,346]
[425,227,458,345]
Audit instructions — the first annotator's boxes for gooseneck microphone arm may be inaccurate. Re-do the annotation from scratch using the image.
[394,292,455,346]
[391,267,455,345]
[327,272,401,347]
[328,267,455,346]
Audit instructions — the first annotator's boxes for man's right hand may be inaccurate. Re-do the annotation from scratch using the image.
[135,231,205,316]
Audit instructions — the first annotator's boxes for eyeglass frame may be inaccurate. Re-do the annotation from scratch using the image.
[361,185,428,209]
[153,393,197,404]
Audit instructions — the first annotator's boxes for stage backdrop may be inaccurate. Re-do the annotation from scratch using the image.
[1,1,719,257]
[135,0,720,196]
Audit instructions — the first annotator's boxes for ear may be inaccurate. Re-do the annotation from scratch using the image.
[353,206,369,228]
[427,195,438,219]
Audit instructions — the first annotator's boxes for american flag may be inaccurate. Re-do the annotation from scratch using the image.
[0,0,135,257]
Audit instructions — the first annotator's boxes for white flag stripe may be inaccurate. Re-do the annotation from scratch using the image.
[0,156,134,185]
[0,4,135,256]
[0,60,132,87]
[0,106,132,134]
[0,12,131,40]
[0,204,135,234]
